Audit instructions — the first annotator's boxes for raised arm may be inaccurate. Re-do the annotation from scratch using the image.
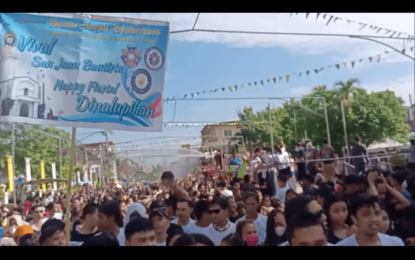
[381,175,411,211]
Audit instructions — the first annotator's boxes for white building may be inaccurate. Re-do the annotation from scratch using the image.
[0,33,52,119]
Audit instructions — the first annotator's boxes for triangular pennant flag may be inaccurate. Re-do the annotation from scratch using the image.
[196,92,200,95]
[397,33,402,37]
[248,83,252,86]
[384,49,389,54]
[191,93,194,97]
[272,78,276,83]
[411,47,413,52]
[359,59,363,63]
[286,75,290,82]
[234,85,238,91]
[314,69,318,73]
[184,94,188,99]
[306,13,309,19]
[210,90,213,93]
[254,82,257,86]
[377,28,382,33]
[371,26,377,30]
[384,29,391,34]
[358,23,367,30]
[319,67,324,72]
[316,13,320,20]
[402,49,406,54]
[346,20,355,25]
[222,88,225,91]
[228,86,233,92]
[369,57,373,62]
[279,76,282,82]
[377,55,381,62]
[306,71,310,76]
[326,15,333,26]
[266,79,270,83]
[202,91,205,94]
[333,17,342,23]
[323,14,327,19]
[351,61,355,68]
[299,72,302,77]
[328,65,333,67]
[343,62,347,68]
[260,80,264,86]
[390,31,397,38]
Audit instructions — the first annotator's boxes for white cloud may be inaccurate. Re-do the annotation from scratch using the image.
[364,74,415,105]
[91,13,414,61]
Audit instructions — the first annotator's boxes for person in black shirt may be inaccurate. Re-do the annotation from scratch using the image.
[71,203,99,243]
[352,137,367,175]
[323,192,350,244]
[264,209,286,246]
[295,143,307,181]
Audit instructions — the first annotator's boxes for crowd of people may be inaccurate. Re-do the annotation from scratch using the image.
[0,138,414,246]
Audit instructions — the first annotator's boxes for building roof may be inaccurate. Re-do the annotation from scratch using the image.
[80,141,115,148]
[200,119,241,135]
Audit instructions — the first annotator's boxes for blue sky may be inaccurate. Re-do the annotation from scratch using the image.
[59,13,415,151]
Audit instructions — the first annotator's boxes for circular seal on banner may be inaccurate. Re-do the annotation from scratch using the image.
[144,47,165,71]
[3,32,16,46]
[130,69,152,94]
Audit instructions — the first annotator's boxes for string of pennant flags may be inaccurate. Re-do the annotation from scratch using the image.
[287,13,414,41]
[117,137,199,149]
[163,121,269,128]
[164,46,414,102]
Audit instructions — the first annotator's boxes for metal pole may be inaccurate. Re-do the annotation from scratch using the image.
[269,103,275,151]
[59,138,62,178]
[349,36,415,61]
[341,100,350,175]
[11,123,16,205]
[322,98,331,146]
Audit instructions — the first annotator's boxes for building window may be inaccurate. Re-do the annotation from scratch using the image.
[24,88,29,96]
[224,130,232,136]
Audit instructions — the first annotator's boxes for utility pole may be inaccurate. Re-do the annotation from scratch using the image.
[11,123,16,205]
[341,100,350,175]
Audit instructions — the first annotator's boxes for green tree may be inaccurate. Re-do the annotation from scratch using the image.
[0,123,71,179]
[237,79,410,154]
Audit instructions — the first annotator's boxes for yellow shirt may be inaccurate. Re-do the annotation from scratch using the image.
[2,218,7,226]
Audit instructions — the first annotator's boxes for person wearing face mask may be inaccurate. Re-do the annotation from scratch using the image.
[264,209,286,246]
[235,220,260,246]
[3,214,29,238]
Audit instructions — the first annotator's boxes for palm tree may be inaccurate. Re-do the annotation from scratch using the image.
[334,78,360,108]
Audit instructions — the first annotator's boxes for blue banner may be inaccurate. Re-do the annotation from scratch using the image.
[0,13,169,132]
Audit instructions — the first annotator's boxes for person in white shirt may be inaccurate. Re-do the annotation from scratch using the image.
[204,197,235,246]
[184,200,212,236]
[286,211,329,246]
[336,194,405,246]
[171,198,196,233]
[274,175,289,203]
[117,203,147,246]
[235,192,268,244]
[149,208,171,246]
[250,148,266,184]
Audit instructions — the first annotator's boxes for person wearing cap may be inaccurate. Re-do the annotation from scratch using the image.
[149,207,183,246]
[13,225,34,245]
